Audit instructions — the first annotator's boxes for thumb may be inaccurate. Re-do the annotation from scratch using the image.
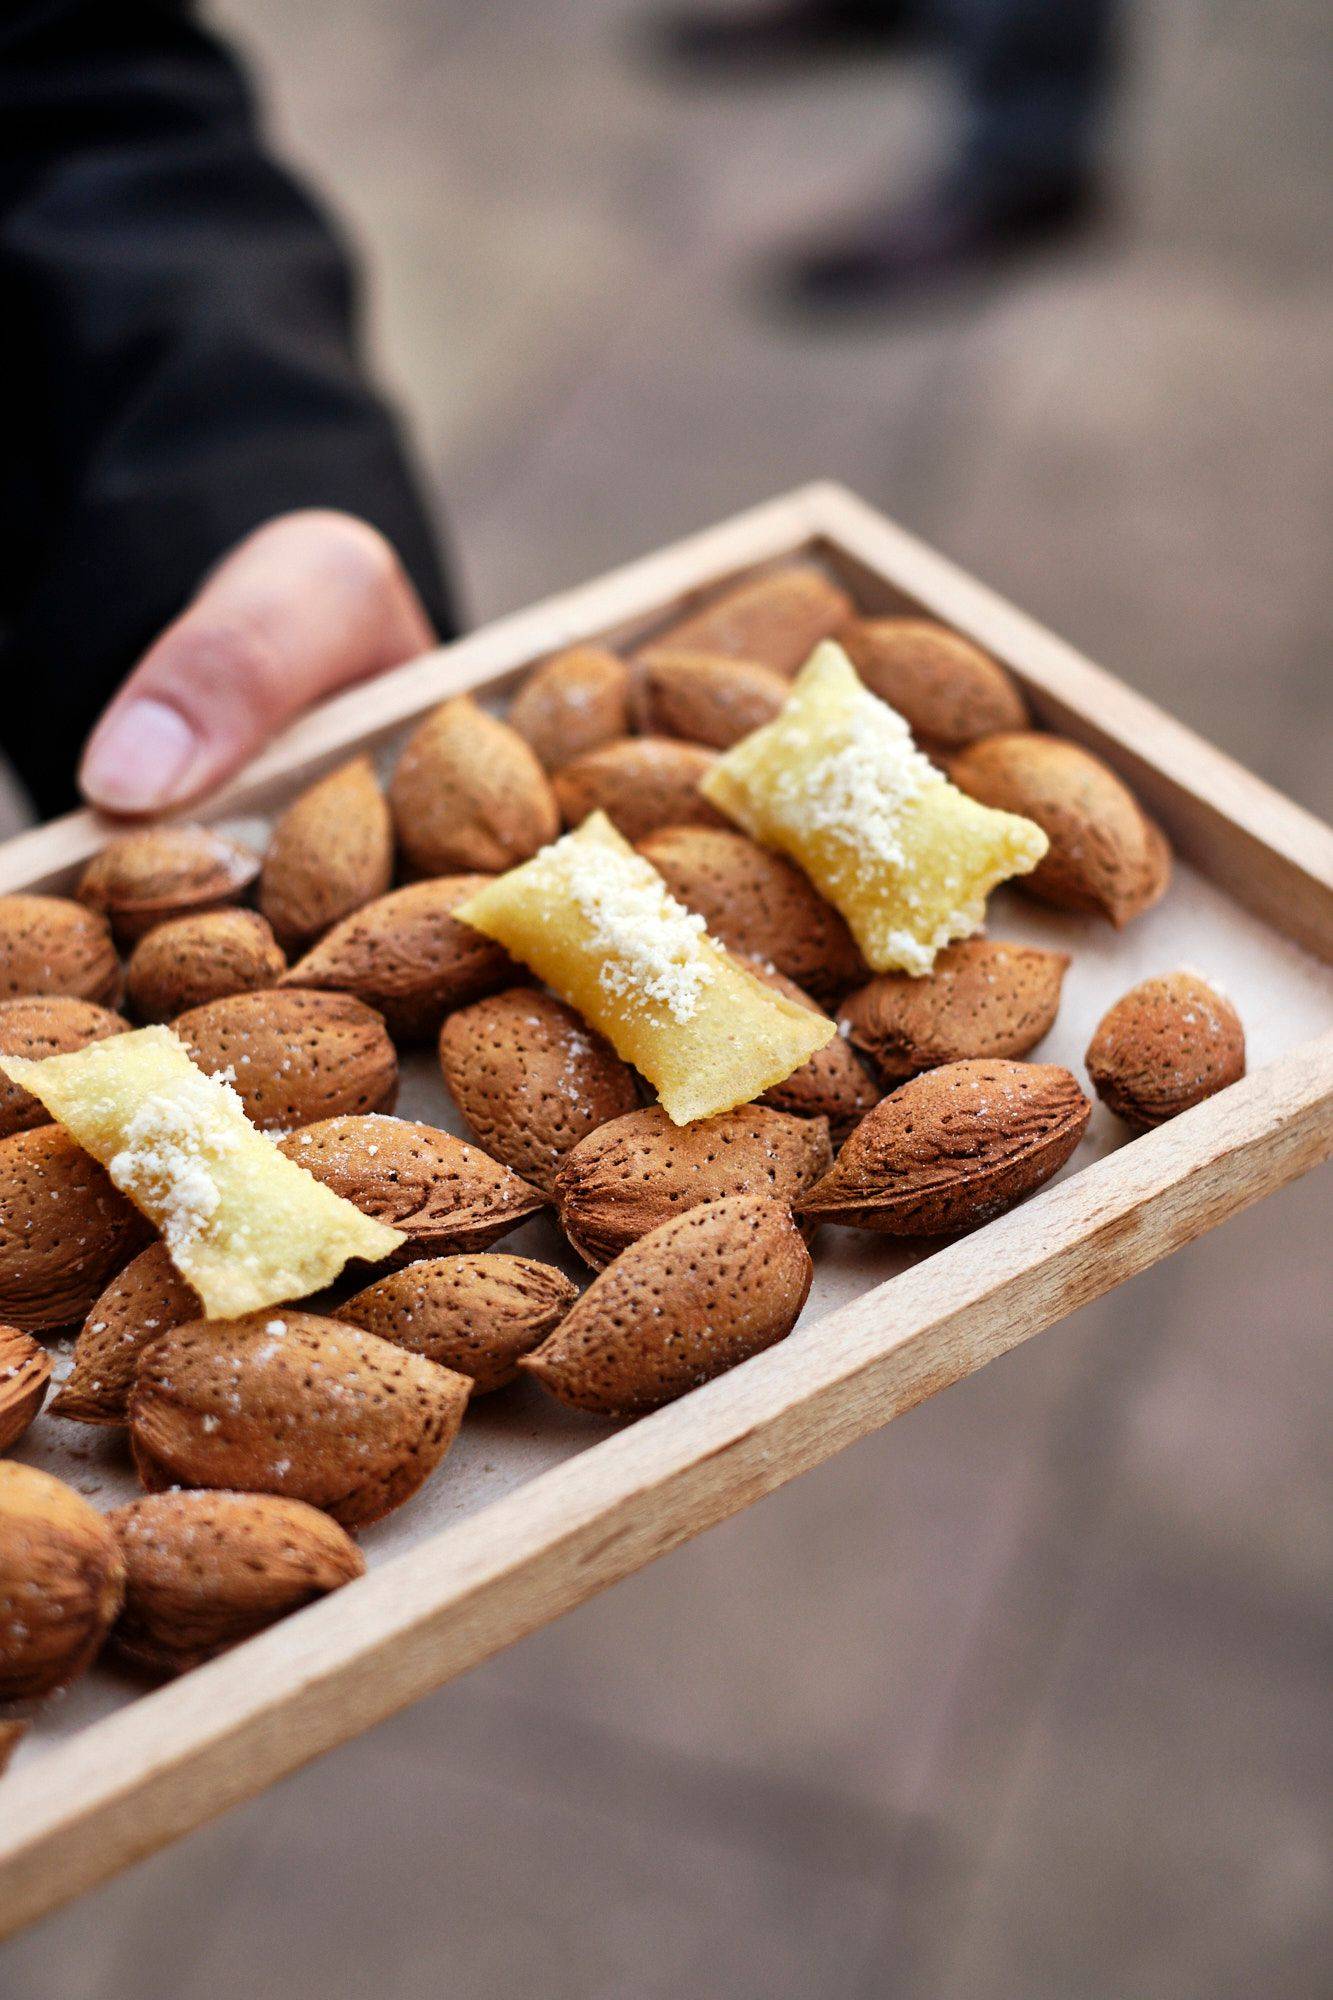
[79,510,436,815]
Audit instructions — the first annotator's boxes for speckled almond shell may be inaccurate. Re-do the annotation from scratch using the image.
[259,756,394,953]
[281,876,519,1043]
[520,1194,812,1416]
[800,1058,1090,1235]
[76,824,260,944]
[0,996,129,1138]
[0,1461,126,1701]
[51,1243,202,1427]
[948,734,1171,926]
[106,1490,366,1676]
[838,940,1069,1083]
[0,1124,148,1332]
[0,1324,52,1450]
[837,617,1028,751]
[125,908,286,1023]
[508,646,632,771]
[636,826,866,1006]
[278,1113,547,1258]
[173,987,398,1129]
[629,649,789,748]
[336,1253,580,1393]
[1085,972,1245,1129]
[389,695,560,877]
[733,957,879,1138]
[0,894,122,1007]
[129,1312,471,1529]
[644,564,854,676]
[552,738,727,842]
[554,1102,832,1269]
[439,987,640,1195]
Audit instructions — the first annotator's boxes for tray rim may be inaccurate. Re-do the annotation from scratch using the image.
[1,480,1330,1937]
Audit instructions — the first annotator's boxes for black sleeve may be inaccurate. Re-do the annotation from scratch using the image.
[0,0,456,816]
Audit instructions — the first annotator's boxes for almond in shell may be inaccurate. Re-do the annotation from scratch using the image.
[282,877,518,1042]
[77,824,260,944]
[520,1195,812,1416]
[838,617,1028,751]
[278,1114,547,1258]
[554,1102,832,1269]
[629,649,789,748]
[637,826,866,1005]
[0,1461,126,1699]
[125,908,286,1022]
[0,1325,52,1449]
[0,894,121,1006]
[948,734,1171,926]
[0,996,129,1138]
[552,738,726,842]
[0,1124,147,1332]
[50,1243,201,1427]
[646,563,854,676]
[838,940,1069,1083]
[439,988,640,1194]
[130,1312,470,1528]
[734,957,879,1138]
[508,646,632,771]
[260,755,394,952]
[800,1058,1090,1235]
[1085,971,1245,1129]
[106,1490,366,1676]
[173,987,397,1129]
[336,1253,580,1393]
[389,695,560,877]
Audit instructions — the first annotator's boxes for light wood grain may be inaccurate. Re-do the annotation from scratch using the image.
[0,484,1329,1939]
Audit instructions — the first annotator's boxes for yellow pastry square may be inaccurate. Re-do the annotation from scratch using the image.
[455,812,835,1124]
[0,1027,402,1317]
[701,641,1048,975]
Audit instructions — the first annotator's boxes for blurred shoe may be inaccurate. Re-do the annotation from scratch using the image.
[767,175,1101,312]
[643,1,916,74]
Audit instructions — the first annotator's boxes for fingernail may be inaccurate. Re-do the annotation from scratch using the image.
[80,699,202,812]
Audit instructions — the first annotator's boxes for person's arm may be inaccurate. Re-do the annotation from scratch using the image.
[0,0,454,817]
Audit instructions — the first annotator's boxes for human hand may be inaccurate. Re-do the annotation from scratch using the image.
[78,510,437,815]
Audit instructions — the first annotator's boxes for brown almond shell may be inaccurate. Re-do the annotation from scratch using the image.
[644,564,853,676]
[508,646,632,771]
[799,1058,1090,1235]
[260,755,394,953]
[0,996,129,1138]
[0,1124,148,1332]
[837,616,1028,750]
[389,695,560,877]
[520,1195,812,1417]
[629,649,789,748]
[51,1243,202,1428]
[838,940,1069,1083]
[439,988,640,1195]
[552,737,727,842]
[173,987,398,1129]
[0,893,121,1007]
[554,1102,832,1270]
[77,825,260,943]
[125,908,286,1022]
[106,1489,366,1676]
[129,1312,470,1529]
[0,1461,126,1700]
[282,876,520,1043]
[0,1324,53,1450]
[733,957,879,1139]
[277,1114,547,1259]
[336,1253,580,1393]
[637,825,866,1006]
[1085,972,1245,1129]
[948,734,1171,926]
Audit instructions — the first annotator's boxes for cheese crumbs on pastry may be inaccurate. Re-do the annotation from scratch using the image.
[0,1027,402,1317]
[455,813,835,1124]
[701,642,1048,975]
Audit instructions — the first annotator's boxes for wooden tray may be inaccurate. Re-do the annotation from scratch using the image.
[2,483,1330,1937]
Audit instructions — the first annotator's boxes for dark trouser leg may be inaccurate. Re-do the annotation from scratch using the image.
[948,0,1118,202]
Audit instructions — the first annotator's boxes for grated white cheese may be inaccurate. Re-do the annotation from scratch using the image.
[539,836,716,1024]
[759,689,940,872]
[107,1074,246,1255]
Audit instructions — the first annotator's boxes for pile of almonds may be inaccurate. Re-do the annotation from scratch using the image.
[0,563,1247,1726]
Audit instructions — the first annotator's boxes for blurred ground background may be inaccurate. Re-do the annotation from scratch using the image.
[4,1,1330,1994]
